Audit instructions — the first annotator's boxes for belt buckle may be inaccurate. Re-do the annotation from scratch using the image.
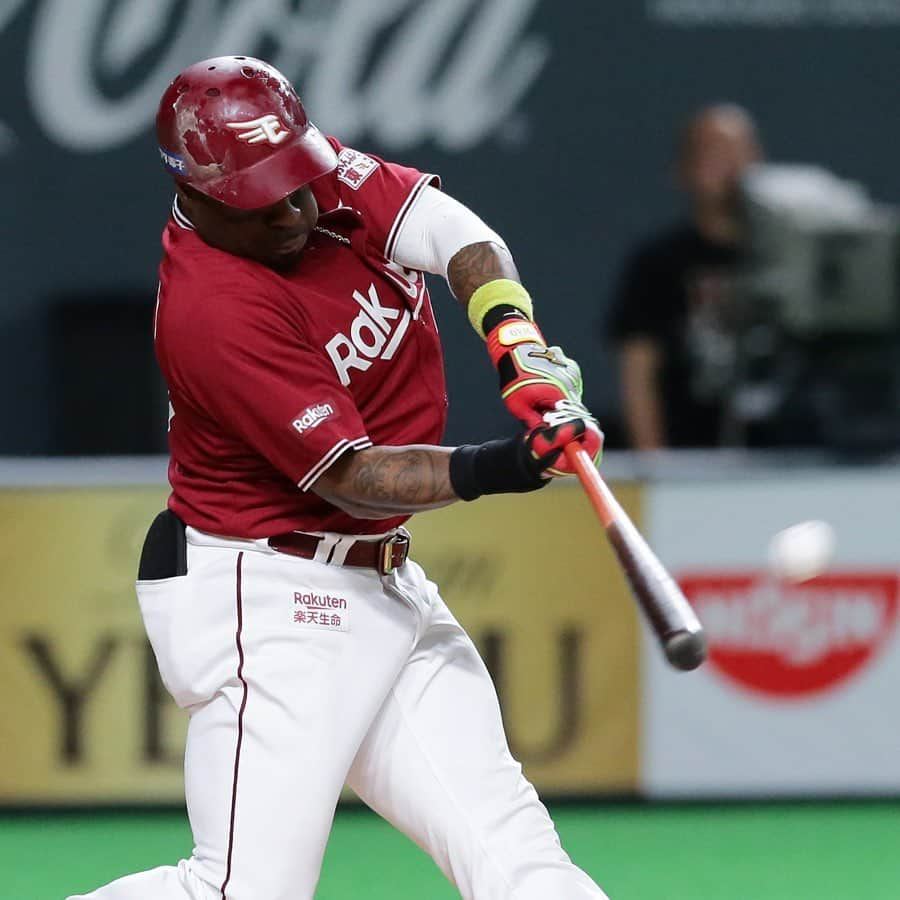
[378,532,410,575]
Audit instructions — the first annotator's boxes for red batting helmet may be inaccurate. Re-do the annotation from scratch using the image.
[156,56,337,209]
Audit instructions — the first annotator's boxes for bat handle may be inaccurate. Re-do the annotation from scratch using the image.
[564,444,619,528]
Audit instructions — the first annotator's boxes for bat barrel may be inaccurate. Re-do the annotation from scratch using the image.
[565,443,708,672]
[606,518,708,668]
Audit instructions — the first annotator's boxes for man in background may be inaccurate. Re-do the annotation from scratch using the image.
[608,104,763,450]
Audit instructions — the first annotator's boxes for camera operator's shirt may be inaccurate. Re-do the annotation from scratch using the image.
[609,222,740,448]
[156,139,447,538]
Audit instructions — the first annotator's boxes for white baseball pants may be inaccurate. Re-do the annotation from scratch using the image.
[67,528,608,900]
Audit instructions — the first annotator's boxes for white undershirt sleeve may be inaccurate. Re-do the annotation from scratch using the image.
[389,185,509,280]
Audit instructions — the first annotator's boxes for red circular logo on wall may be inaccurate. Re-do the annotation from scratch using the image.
[679,573,899,699]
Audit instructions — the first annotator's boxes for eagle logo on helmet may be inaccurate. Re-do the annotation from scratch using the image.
[226,114,290,146]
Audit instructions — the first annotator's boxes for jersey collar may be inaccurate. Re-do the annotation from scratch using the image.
[172,195,196,231]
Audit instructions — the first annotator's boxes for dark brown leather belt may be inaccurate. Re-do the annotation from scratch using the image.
[267,530,410,575]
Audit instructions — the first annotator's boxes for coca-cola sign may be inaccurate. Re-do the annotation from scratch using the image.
[3,0,549,153]
[680,572,900,699]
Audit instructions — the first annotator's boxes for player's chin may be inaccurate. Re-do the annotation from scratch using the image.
[263,234,309,270]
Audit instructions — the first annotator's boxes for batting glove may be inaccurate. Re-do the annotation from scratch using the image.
[525,399,604,477]
[485,319,584,429]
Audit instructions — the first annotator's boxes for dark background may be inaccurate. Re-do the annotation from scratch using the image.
[2,0,897,454]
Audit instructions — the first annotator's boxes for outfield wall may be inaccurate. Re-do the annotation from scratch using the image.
[1,456,898,804]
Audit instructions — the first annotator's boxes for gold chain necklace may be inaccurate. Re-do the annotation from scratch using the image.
[314,225,350,245]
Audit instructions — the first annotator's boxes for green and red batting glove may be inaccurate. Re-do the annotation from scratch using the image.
[485,319,585,428]
[525,398,604,477]
[467,278,603,471]
[466,277,586,428]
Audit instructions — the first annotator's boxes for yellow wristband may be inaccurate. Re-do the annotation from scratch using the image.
[466,279,534,339]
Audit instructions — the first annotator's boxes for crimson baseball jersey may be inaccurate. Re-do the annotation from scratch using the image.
[155,138,447,538]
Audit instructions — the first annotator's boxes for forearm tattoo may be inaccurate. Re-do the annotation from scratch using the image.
[347,447,456,512]
[447,241,520,304]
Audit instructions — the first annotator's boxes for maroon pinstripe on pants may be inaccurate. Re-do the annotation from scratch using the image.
[221,551,248,899]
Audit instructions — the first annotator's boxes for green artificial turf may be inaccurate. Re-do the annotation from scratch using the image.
[2,802,898,899]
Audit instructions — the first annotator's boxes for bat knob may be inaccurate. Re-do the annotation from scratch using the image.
[664,630,708,671]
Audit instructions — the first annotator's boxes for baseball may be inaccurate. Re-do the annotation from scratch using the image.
[767,519,836,583]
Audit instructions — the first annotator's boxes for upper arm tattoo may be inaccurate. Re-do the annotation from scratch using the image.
[447,241,520,305]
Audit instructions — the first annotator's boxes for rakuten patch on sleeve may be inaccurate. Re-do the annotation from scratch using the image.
[319,136,439,258]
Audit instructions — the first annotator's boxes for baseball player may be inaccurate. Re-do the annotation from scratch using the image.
[68,57,607,900]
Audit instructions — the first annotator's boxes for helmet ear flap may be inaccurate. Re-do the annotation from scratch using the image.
[155,56,338,210]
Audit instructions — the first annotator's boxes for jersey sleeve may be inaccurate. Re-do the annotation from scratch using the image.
[315,135,440,260]
[182,294,371,491]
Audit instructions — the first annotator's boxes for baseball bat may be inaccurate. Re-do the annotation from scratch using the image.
[564,444,707,671]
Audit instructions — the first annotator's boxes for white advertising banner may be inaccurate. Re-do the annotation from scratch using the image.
[642,470,900,797]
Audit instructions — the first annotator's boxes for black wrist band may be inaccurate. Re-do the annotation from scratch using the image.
[481,304,528,335]
[449,437,547,501]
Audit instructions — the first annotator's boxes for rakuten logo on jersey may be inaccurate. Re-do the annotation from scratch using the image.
[294,591,347,609]
[681,572,899,699]
[336,148,378,190]
[291,403,334,434]
[326,283,410,386]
